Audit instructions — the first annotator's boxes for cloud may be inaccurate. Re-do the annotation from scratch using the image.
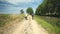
[5,0,35,4]
[0,0,42,4]
[0,0,44,14]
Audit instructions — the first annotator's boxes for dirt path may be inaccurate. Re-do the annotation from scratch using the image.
[11,15,49,34]
[0,15,49,34]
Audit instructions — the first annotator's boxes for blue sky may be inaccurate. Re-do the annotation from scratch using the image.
[0,0,44,14]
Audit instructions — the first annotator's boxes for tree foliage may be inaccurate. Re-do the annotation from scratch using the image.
[35,0,60,16]
[26,7,34,14]
[20,9,24,14]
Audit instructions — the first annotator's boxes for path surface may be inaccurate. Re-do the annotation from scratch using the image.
[12,15,49,34]
[0,15,49,34]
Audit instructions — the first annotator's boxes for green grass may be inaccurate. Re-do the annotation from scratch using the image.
[35,15,60,34]
[0,14,24,27]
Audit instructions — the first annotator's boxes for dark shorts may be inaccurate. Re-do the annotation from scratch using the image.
[25,16,27,20]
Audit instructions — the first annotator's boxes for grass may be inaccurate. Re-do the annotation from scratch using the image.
[35,15,60,34]
[0,14,24,27]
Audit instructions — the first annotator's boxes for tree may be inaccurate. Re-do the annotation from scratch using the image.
[35,0,48,15]
[26,7,34,14]
[35,0,60,16]
[20,9,24,14]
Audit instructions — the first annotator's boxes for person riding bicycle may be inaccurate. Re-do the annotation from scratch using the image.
[31,13,34,20]
[30,13,34,20]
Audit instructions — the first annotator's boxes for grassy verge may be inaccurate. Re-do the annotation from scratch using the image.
[35,15,60,34]
[0,14,24,27]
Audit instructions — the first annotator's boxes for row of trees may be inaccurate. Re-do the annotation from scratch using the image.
[35,0,60,16]
[20,0,60,17]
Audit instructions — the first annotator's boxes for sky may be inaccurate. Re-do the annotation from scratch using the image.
[0,0,44,14]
